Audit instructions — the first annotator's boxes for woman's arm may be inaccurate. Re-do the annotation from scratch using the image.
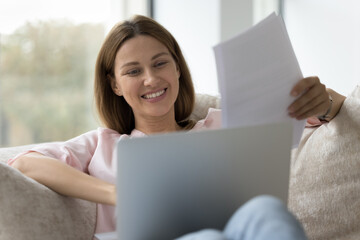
[287,76,346,121]
[12,152,116,206]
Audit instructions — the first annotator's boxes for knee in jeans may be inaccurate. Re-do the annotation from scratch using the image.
[224,195,306,239]
[233,195,287,220]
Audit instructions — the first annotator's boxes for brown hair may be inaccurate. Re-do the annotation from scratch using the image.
[94,15,195,134]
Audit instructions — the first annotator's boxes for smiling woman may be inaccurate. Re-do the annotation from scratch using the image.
[8,15,318,239]
[94,16,195,135]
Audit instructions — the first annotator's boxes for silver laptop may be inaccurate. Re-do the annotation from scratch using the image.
[110,122,292,240]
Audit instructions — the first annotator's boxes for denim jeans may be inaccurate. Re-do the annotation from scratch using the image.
[176,195,307,240]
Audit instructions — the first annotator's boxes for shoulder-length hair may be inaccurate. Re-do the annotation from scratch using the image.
[94,15,195,134]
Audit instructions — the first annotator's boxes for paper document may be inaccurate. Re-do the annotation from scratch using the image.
[213,13,305,148]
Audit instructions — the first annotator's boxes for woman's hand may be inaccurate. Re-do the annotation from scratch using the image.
[287,76,346,121]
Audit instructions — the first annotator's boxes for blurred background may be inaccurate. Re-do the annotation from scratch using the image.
[0,0,359,147]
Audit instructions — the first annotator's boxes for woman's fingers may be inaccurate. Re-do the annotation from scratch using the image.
[289,94,323,119]
[297,101,329,120]
[290,76,320,97]
[288,76,330,120]
[290,97,329,120]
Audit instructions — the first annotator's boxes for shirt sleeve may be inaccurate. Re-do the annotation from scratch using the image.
[8,129,99,173]
[193,108,222,130]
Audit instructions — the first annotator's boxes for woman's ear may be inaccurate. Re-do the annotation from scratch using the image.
[108,74,123,96]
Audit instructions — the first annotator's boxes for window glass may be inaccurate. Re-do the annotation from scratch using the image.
[0,0,111,147]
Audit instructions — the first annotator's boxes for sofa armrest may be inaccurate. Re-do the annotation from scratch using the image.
[0,148,96,240]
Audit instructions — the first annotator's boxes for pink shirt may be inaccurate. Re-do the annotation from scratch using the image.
[8,108,222,234]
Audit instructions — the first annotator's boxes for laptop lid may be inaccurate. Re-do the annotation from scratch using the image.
[116,122,292,240]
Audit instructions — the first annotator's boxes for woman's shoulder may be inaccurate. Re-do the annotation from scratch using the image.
[96,127,121,137]
[192,108,222,131]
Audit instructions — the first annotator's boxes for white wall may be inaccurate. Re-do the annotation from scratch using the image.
[284,0,360,95]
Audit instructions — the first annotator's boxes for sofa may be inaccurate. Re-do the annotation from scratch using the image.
[0,88,359,240]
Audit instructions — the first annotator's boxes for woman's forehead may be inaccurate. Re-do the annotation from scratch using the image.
[120,36,168,55]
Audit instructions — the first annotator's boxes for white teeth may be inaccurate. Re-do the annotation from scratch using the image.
[143,89,165,99]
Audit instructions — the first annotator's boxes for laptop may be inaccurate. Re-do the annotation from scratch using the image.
[96,122,292,240]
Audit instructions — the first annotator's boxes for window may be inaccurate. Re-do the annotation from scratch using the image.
[0,0,143,147]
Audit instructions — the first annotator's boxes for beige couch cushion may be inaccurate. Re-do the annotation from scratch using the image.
[288,86,360,240]
[191,93,221,121]
[0,146,96,240]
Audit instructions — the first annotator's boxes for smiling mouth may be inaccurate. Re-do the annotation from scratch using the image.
[142,88,167,99]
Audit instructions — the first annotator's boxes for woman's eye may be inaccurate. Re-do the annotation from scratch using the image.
[127,69,141,76]
[155,61,167,68]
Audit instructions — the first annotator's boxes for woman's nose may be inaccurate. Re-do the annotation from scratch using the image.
[143,69,159,86]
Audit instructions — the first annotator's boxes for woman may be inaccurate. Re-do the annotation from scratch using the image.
[9,15,345,239]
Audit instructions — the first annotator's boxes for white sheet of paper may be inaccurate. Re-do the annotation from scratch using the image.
[213,13,305,148]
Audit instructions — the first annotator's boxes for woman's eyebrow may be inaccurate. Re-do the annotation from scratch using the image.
[152,52,169,60]
[120,61,139,69]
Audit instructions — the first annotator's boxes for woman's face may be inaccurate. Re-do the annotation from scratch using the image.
[112,35,180,123]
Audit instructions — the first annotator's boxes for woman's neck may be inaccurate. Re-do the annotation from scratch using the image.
[134,115,182,135]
